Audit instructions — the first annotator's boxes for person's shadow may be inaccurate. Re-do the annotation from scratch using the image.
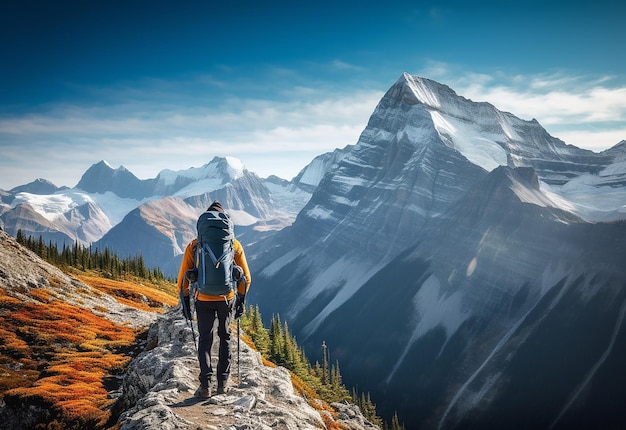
[169,397,209,408]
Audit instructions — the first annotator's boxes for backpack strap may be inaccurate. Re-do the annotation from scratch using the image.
[200,242,228,268]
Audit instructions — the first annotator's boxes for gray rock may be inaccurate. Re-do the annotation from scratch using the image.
[117,308,376,429]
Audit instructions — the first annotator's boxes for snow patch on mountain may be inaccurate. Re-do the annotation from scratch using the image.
[543,174,626,222]
[403,73,441,108]
[223,156,245,178]
[258,248,303,278]
[386,275,468,384]
[298,157,330,187]
[601,160,626,176]
[152,156,248,198]
[172,177,225,198]
[262,181,312,217]
[226,209,259,226]
[511,180,557,208]
[306,205,334,220]
[300,258,383,335]
[11,190,146,226]
[430,110,507,171]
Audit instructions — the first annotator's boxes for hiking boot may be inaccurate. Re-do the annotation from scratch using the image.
[216,379,228,395]
[194,385,210,398]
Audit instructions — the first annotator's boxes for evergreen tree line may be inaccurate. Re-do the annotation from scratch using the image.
[15,229,167,282]
[240,305,406,429]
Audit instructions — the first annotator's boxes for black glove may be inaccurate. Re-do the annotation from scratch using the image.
[185,268,198,283]
[232,265,244,282]
[234,293,245,319]
[181,295,192,320]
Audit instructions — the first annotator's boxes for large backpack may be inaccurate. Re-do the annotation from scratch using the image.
[194,210,236,296]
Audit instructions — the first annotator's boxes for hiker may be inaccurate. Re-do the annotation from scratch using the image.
[178,201,251,397]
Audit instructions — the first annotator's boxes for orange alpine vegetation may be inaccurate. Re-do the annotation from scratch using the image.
[76,274,178,310]
[0,292,137,428]
[0,275,177,429]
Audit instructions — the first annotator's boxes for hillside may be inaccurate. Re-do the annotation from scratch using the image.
[0,230,379,429]
[0,229,177,428]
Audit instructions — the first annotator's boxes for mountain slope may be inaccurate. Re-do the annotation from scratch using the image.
[9,178,64,196]
[0,230,175,429]
[247,74,626,428]
[95,197,197,276]
[303,166,626,428]
[0,230,377,430]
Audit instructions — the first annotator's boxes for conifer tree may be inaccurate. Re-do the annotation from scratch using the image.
[321,341,329,385]
[237,306,382,423]
[14,232,168,282]
[241,305,271,355]
[331,359,342,390]
[16,229,25,244]
[390,412,404,430]
[269,314,284,364]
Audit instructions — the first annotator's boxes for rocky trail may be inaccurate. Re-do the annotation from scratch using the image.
[116,307,378,429]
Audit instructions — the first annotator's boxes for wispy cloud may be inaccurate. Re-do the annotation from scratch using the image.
[0,74,382,187]
[421,61,626,150]
[2,61,625,189]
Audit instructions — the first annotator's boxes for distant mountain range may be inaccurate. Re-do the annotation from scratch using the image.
[2,73,626,428]
[0,154,333,274]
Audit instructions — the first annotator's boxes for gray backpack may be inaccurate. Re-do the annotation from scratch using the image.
[194,210,235,296]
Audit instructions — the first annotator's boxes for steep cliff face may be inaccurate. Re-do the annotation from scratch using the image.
[305,166,626,428]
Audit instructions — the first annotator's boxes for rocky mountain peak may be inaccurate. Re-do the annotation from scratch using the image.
[9,178,62,195]
[76,160,150,199]
[399,72,455,108]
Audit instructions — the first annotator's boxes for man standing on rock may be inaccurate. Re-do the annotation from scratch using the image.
[178,201,251,397]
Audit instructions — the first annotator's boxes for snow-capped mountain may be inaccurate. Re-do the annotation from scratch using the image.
[6,178,66,196]
[246,74,626,428]
[0,156,316,272]
[290,145,354,192]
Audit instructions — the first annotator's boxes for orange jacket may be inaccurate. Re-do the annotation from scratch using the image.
[177,238,251,301]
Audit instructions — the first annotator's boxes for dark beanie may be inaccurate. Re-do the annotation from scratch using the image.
[207,201,224,212]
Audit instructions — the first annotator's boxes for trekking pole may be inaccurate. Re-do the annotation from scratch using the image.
[237,317,241,387]
[189,317,198,354]
[183,300,198,354]
[182,271,199,354]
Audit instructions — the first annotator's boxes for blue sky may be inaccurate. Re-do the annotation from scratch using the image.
[1,0,625,190]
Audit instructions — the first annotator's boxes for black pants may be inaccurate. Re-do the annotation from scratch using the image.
[195,297,234,387]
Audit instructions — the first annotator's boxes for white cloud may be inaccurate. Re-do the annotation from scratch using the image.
[420,62,626,150]
[0,81,381,188]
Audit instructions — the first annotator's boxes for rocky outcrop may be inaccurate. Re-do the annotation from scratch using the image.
[116,308,378,430]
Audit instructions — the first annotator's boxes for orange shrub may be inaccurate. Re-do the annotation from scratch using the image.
[0,271,177,429]
[76,274,178,311]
